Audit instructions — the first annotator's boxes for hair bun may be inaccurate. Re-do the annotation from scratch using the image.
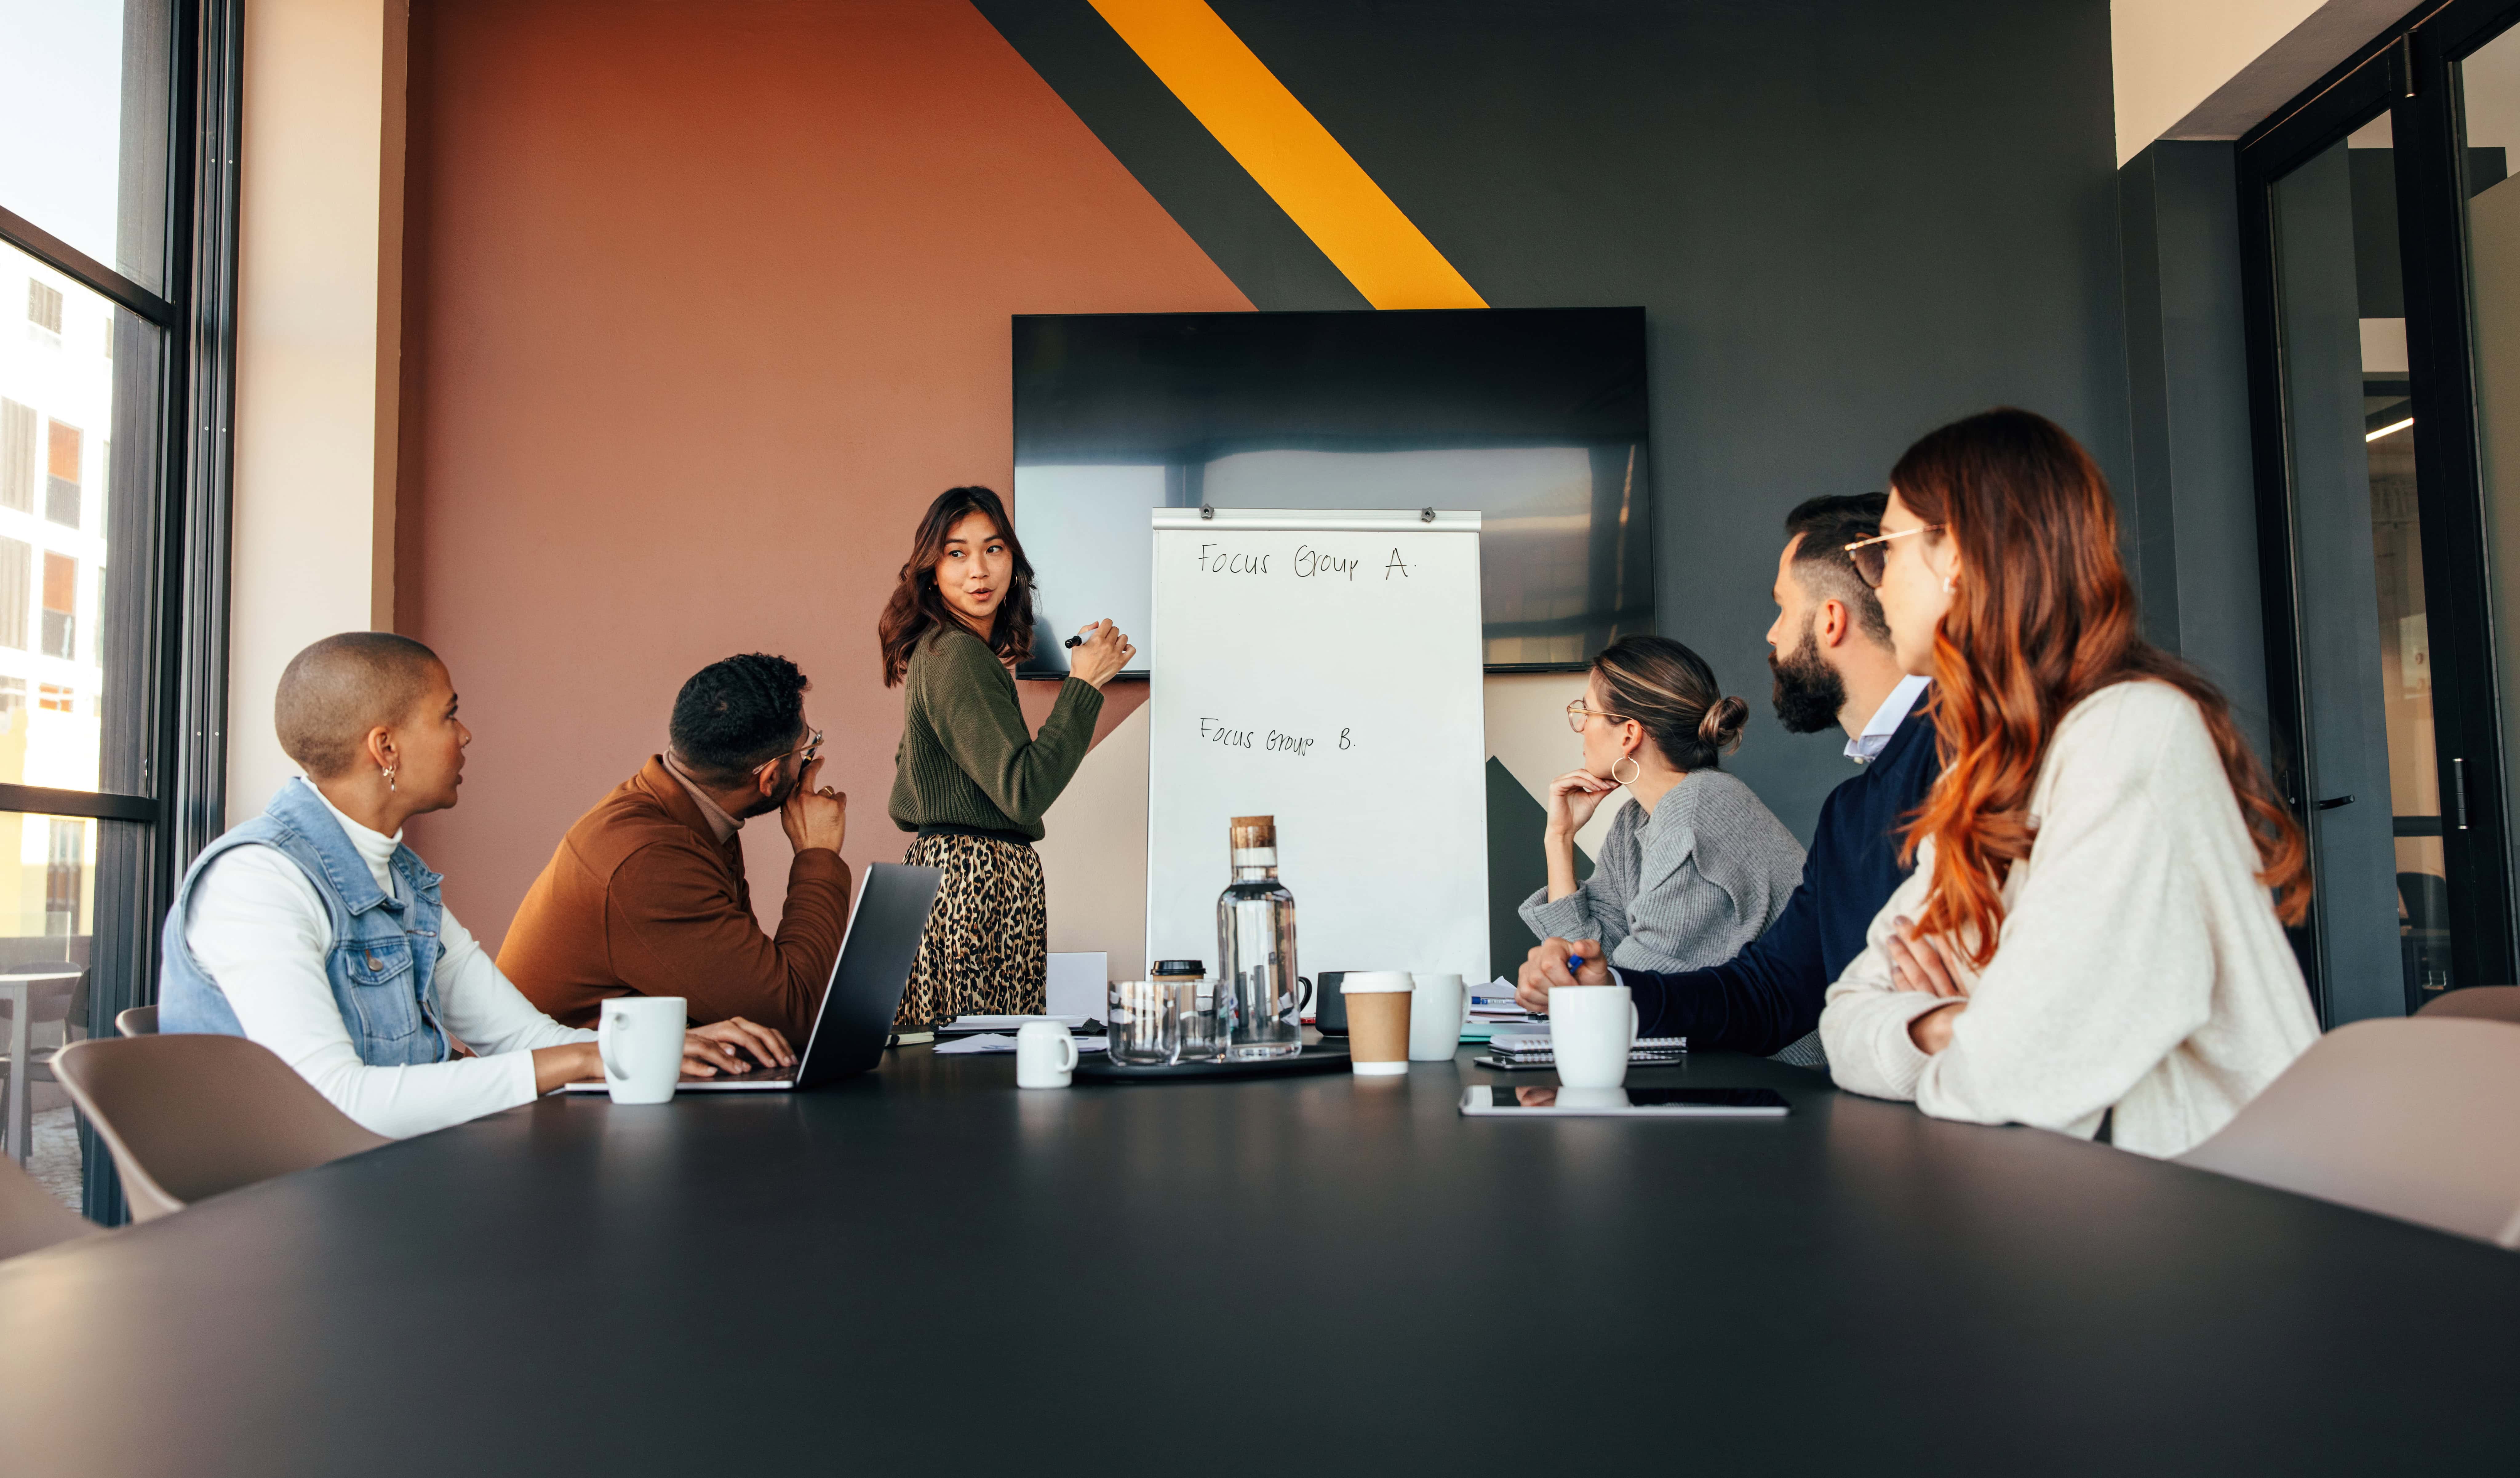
[1698,695,1749,753]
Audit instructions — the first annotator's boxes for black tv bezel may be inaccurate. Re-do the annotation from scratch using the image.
[1011,306,1654,677]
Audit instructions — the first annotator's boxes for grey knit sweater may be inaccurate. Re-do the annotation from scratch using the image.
[1519,770,1806,974]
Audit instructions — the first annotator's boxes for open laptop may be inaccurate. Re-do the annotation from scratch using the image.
[562,862,942,1093]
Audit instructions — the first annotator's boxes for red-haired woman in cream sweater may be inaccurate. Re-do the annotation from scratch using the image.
[1819,409,2319,1157]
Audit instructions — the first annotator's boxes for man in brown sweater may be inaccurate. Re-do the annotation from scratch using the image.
[500,653,852,1047]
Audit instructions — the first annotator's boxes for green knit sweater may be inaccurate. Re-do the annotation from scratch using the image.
[888,625,1104,842]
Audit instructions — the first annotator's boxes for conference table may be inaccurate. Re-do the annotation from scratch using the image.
[2,1043,2515,1476]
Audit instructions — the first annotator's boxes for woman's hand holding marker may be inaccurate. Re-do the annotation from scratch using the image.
[1514,935,1612,1015]
[1065,619,1134,689]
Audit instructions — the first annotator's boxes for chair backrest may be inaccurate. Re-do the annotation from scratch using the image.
[2398,871,2452,930]
[2416,985,2520,1025]
[115,1004,158,1037]
[51,1036,392,1222]
[2178,1017,2520,1248]
[0,1152,97,1260]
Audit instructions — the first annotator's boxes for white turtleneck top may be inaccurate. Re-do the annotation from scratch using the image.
[181,784,595,1138]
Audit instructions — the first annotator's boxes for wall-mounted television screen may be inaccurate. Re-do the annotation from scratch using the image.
[1011,307,1653,677]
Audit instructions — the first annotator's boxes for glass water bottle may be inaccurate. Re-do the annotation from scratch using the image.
[1218,815,1303,1060]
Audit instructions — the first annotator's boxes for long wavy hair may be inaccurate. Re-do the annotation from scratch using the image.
[878,486,1038,687]
[1894,409,2309,965]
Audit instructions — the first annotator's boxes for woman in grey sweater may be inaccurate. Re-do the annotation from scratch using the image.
[1520,637,1805,975]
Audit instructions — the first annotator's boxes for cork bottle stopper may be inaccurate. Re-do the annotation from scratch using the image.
[1230,815,1277,850]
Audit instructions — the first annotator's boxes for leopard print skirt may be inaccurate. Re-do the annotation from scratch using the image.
[896,832,1047,1025]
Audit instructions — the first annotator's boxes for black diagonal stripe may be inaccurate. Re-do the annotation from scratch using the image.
[971,0,1369,311]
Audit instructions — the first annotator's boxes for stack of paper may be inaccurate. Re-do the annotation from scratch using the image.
[937,1014,1092,1036]
[932,1033,1110,1056]
[1468,977,1535,1021]
[1461,976,1538,1043]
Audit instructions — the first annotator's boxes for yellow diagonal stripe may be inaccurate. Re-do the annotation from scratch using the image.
[1088,0,1486,310]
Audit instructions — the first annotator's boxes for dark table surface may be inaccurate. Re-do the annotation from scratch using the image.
[3,1045,2516,1476]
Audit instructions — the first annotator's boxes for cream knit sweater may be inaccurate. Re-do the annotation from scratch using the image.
[1820,680,2320,1157]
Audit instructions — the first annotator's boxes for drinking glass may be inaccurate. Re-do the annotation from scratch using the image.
[1106,980,1181,1067]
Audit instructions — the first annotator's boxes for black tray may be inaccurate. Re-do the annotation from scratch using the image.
[1075,1042,1352,1083]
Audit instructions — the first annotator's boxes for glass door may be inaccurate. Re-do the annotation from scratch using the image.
[2267,116,2450,1020]
[2243,2,2520,1017]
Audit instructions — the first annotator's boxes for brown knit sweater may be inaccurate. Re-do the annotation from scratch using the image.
[499,756,853,1045]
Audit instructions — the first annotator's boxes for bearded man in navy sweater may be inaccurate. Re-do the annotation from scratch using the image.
[1517,493,1940,1067]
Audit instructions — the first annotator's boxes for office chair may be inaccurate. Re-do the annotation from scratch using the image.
[114,1005,158,1037]
[2416,986,2520,1025]
[2178,1018,2520,1249]
[52,1036,390,1223]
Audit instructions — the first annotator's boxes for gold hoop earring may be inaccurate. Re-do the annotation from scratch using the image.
[1611,756,1641,786]
[380,765,397,792]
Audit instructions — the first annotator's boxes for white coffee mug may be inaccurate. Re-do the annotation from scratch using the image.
[1016,1020,1080,1089]
[1548,984,1638,1089]
[1408,972,1469,1061]
[600,996,687,1105]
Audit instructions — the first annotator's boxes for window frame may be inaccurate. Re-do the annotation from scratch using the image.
[0,0,241,1221]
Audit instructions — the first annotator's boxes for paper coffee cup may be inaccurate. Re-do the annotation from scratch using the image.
[1340,971,1414,1075]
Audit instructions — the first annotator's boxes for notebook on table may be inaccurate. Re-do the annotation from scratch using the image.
[1477,1023,1688,1072]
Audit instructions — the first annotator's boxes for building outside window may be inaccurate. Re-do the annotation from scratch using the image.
[45,419,81,527]
[40,552,75,660]
[0,397,32,510]
[25,279,62,335]
[0,536,27,650]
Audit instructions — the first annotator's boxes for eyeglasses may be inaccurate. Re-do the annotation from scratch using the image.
[754,727,823,777]
[1565,700,1631,733]
[1843,524,1945,589]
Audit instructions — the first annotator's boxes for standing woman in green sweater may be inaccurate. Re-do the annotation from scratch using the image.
[879,486,1132,1023]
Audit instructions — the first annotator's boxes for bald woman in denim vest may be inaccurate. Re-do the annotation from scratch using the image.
[159,633,789,1138]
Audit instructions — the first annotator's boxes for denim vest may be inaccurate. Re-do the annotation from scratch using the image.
[159,778,451,1066]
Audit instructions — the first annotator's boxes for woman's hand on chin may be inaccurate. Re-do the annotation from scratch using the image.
[1545,768,1619,837]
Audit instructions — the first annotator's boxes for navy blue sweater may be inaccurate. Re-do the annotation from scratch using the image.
[1625,696,1942,1053]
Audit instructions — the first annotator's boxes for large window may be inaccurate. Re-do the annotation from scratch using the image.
[0,0,238,1221]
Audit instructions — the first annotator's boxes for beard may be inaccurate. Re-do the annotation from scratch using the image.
[1769,623,1847,735]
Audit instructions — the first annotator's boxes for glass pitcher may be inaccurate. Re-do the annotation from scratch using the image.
[1217,816,1310,1060]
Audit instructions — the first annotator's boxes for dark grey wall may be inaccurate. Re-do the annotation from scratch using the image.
[981,0,2135,841]
[2119,140,2274,762]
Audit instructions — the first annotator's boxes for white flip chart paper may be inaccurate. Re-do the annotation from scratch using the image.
[1144,509,1488,985]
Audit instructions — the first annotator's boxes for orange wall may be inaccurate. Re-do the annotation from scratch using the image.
[400,0,1234,944]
